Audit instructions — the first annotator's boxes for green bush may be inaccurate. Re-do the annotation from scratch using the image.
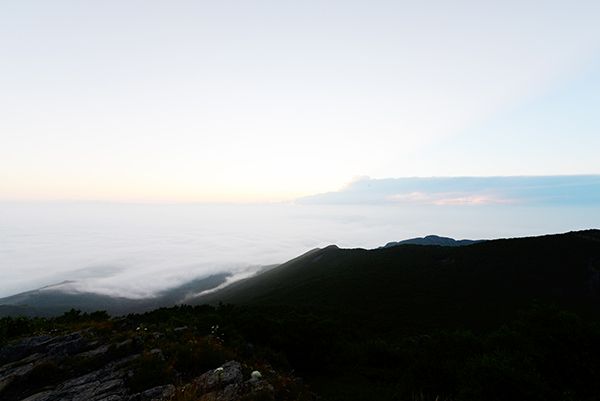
[0,316,34,344]
[127,352,174,393]
[165,337,231,379]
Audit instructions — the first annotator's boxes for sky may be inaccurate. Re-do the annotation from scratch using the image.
[298,176,600,206]
[1,1,600,202]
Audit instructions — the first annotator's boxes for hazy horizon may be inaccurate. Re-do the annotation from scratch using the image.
[2,175,599,299]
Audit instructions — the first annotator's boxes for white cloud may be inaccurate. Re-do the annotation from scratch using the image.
[388,192,515,206]
[1,197,599,298]
[1,1,599,201]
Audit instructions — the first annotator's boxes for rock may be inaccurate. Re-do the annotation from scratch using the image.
[76,344,110,359]
[47,335,86,357]
[128,384,175,401]
[0,333,88,367]
[48,364,129,401]
[94,378,125,395]
[0,327,189,401]
[0,336,54,364]
[194,361,243,392]
[1,331,312,401]
[148,349,163,360]
[0,353,44,379]
[19,390,53,401]
[0,330,139,401]
[92,396,124,401]
[191,361,278,401]
[0,376,15,394]
[114,339,133,350]
[0,355,54,399]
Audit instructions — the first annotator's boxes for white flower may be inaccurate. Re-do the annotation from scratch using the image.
[251,370,262,380]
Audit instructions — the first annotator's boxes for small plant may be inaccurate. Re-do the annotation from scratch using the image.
[127,352,174,393]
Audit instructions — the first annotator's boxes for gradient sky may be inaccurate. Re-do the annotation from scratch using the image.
[2,1,600,202]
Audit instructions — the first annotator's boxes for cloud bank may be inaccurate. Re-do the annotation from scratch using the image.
[298,176,600,206]
[1,177,599,299]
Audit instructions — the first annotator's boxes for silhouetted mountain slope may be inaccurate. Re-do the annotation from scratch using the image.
[383,235,484,248]
[197,230,600,333]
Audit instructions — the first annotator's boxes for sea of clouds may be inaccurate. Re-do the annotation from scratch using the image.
[1,176,599,298]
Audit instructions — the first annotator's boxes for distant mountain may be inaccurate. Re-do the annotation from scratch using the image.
[196,229,600,332]
[0,273,231,317]
[382,235,484,248]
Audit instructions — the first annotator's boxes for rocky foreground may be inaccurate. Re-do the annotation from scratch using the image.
[0,325,313,401]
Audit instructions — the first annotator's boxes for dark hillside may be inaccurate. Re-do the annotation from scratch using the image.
[188,230,600,400]
[197,230,600,334]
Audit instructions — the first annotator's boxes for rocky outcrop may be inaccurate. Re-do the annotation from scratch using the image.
[0,332,152,401]
[1,332,313,401]
[184,360,278,401]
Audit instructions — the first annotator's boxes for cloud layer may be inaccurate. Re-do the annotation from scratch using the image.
[299,176,600,206]
[2,177,599,298]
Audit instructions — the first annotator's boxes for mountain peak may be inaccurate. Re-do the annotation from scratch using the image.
[382,235,483,248]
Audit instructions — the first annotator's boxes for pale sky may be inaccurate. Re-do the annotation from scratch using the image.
[2,1,600,202]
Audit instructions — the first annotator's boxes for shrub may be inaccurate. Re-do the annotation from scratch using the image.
[127,352,174,393]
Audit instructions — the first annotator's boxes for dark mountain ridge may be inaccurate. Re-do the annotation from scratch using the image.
[382,234,484,248]
[195,229,600,333]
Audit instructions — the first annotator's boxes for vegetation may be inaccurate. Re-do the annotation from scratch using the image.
[2,230,600,400]
[2,301,600,401]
